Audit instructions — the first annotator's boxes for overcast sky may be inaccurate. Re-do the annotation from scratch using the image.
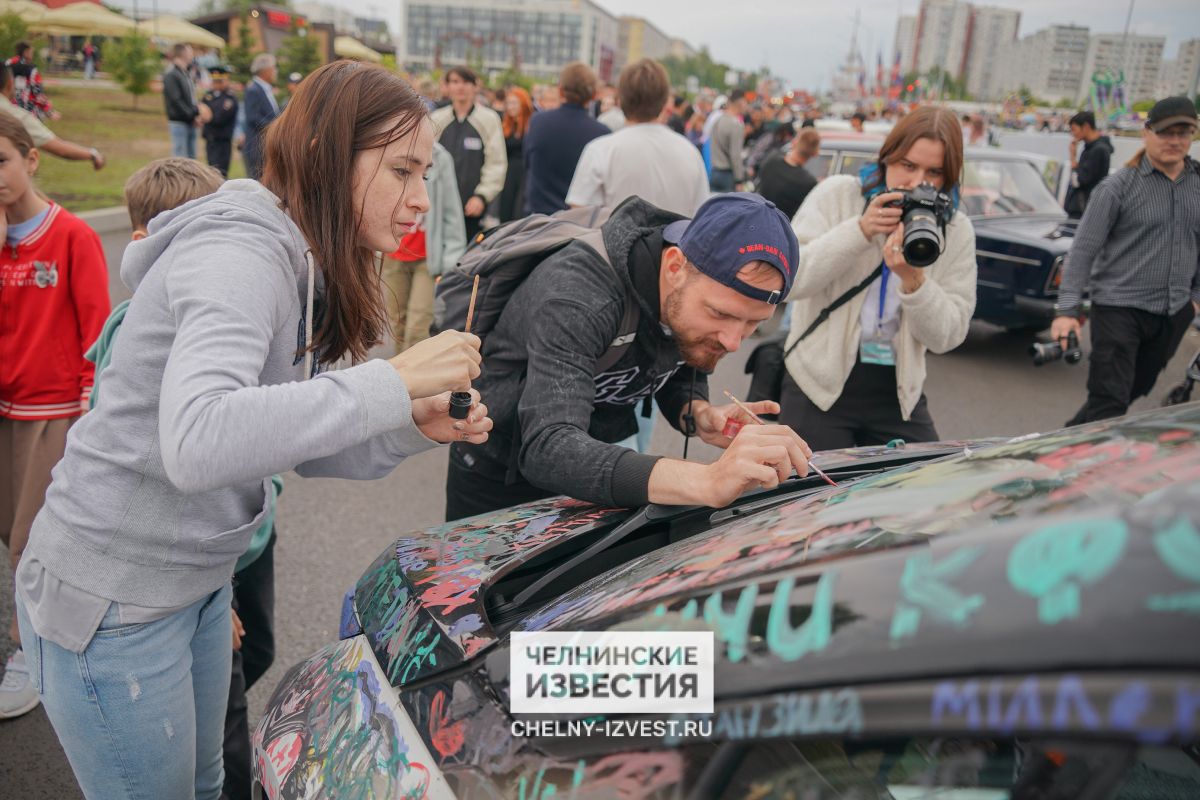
[600,0,1200,89]
[116,0,1200,90]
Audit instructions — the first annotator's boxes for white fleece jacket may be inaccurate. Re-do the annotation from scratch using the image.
[783,175,977,419]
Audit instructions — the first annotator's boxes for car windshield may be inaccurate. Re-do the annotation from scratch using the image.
[712,737,1200,799]
[960,158,1062,217]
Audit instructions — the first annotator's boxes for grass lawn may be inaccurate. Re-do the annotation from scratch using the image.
[36,83,247,212]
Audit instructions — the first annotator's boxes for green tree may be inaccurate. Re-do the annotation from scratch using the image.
[275,21,319,86]
[490,69,534,93]
[108,32,159,108]
[662,46,737,91]
[0,12,28,66]
[224,13,256,85]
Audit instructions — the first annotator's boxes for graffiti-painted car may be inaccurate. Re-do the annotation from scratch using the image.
[253,405,1200,799]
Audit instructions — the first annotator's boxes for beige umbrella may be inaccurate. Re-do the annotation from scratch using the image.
[136,16,224,50]
[334,35,382,64]
[36,2,136,37]
[0,0,48,24]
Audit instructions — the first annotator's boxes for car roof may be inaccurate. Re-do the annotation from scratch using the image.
[819,136,1048,164]
[351,444,980,686]
[517,404,1200,694]
[357,406,1200,695]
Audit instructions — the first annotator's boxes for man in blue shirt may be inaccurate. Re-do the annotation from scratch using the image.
[522,62,610,215]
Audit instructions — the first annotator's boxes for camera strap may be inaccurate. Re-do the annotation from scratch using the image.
[783,264,883,360]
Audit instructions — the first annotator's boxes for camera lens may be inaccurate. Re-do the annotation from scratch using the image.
[1029,341,1064,367]
[902,213,942,267]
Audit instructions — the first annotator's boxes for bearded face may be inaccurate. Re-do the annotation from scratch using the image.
[663,273,732,372]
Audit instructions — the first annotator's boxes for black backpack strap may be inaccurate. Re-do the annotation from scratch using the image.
[783,264,883,360]
[574,228,641,375]
[596,280,640,373]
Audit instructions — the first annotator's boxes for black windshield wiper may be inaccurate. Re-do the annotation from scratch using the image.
[511,503,693,608]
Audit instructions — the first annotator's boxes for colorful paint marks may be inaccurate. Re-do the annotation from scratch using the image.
[252,636,453,800]
[528,409,1200,645]
[353,498,631,688]
[1007,518,1127,625]
[931,674,1199,743]
[666,689,863,745]
[890,546,985,641]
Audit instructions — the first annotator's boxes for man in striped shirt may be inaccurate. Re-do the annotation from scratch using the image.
[1053,96,1200,424]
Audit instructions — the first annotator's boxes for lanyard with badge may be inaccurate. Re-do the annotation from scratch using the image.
[859,262,896,366]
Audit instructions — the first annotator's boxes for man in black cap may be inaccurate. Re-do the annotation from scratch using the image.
[443,193,814,520]
[1053,96,1200,424]
[199,65,238,177]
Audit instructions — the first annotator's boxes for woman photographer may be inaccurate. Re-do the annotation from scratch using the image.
[14,62,491,798]
[779,106,976,449]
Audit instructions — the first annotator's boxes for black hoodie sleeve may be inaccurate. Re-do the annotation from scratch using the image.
[516,293,662,508]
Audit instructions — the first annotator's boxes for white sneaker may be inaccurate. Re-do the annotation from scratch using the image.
[0,649,40,719]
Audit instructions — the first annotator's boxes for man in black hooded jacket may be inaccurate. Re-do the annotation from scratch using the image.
[445,193,813,520]
[1064,111,1113,219]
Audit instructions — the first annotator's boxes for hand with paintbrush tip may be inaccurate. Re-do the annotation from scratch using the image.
[387,274,493,444]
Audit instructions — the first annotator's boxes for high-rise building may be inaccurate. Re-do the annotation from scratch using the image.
[294,1,394,51]
[617,16,672,69]
[996,24,1090,104]
[669,38,698,61]
[402,0,621,82]
[964,5,1019,100]
[894,15,918,75]
[1078,33,1165,104]
[1168,39,1200,98]
[913,0,972,78]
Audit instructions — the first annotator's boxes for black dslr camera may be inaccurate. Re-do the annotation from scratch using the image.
[886,184,955,267]
[1030,331,1083,366]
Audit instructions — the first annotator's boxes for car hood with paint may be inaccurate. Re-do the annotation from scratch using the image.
[347,440,999,689]
[256,406,1200,798]
[516,405,1200,675]
[350,497,634,687]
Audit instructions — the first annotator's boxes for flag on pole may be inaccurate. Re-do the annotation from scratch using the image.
[875,51,884,98]
[889,50,902,101]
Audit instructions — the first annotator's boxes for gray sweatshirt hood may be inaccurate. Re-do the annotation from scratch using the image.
[121,179,310,294]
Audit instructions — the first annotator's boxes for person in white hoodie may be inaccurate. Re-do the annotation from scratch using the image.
[780,106,977,449]
[13,61,491,799]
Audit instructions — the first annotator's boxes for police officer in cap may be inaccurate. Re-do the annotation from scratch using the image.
[200,64,238,176]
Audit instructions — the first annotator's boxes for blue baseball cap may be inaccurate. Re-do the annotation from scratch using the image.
[662,192,798,305]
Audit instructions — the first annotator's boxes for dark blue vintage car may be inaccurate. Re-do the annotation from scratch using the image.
[253,404,1200,799]
[806,136,1075,332]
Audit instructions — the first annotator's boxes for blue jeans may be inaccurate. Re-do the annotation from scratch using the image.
[16,584,233,800]
[168,120,196,159]
[709,168,735,193]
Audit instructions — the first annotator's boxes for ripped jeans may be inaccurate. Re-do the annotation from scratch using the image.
[16,583,232,799]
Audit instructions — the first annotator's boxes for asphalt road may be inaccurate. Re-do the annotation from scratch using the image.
[2,227,1198,798]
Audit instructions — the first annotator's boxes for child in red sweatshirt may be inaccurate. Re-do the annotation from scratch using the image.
[0,114,108,719]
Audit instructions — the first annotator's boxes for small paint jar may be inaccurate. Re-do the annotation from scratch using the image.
[449,391,472,420]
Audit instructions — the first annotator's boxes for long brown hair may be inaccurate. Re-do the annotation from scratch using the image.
[261,61,428,363]
[867,105,964,195]
[0,114,35,157]
[502,86,533,138]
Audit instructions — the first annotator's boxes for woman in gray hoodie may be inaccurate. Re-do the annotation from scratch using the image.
[13,62,491,799]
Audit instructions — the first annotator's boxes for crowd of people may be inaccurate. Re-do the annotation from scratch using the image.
[0,42,1197,800]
